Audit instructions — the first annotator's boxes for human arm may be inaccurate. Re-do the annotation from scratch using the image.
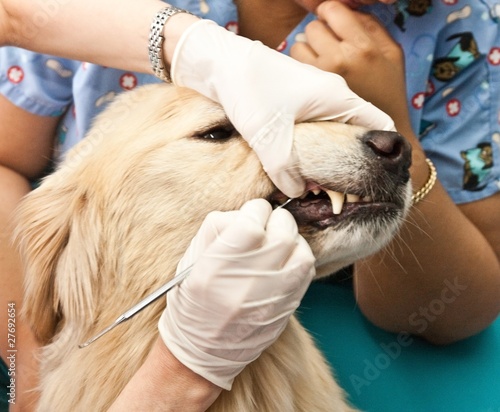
[108,338,221,412]
[291,1,500,344]
[1,0,395,198]
[109,199,316,410]
[0,0,197,73]
[0,95,60,410]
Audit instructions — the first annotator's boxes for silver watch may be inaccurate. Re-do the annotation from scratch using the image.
[148,6,191,82]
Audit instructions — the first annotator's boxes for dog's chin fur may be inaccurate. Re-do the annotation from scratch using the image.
[15,84,412,411]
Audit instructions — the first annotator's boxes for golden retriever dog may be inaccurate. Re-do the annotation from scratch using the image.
[15,83,412,411]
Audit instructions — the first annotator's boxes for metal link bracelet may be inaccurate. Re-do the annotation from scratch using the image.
[148,6,193,82]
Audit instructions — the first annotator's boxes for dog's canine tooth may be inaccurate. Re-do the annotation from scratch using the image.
[325,189,345,214]
[346,193,360,203]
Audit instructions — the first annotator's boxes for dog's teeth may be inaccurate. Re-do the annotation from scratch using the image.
[346,194,360,203]
[311,188,321,196]
[362,195,373,202]
[325,189,344,214]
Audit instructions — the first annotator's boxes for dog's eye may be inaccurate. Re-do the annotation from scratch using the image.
[196,126,236,141]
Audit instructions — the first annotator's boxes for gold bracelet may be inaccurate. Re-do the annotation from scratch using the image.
[411,158,437,205]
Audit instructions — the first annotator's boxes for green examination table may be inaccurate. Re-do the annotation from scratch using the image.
[298,278,500,412]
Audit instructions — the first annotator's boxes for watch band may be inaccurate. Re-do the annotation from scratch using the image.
[148,6,192,82]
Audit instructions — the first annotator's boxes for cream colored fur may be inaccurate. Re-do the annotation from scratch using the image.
[15,84,411,411]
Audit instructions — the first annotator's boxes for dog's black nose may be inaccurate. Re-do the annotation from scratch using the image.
[362,130,412,176]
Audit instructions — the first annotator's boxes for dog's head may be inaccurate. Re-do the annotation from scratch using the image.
[16,84,412,343]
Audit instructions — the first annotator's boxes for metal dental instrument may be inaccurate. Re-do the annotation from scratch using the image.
[277,198,293,208]
[78,198,292,349]
[78,264,192,348]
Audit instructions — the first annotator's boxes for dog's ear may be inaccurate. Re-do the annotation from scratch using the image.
[15,176,102,344]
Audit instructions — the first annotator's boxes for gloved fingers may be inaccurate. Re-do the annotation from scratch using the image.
[238,198,273,228]
[176,199,273,275]
[290,74,396,131]
[263,158,305,200]
[270,170,306,199]
[206,199,274,255]
[208,212,302,287]
[201,207,303,274]
[311,97,396,131]
[199,199,272,247]
[266,207,298,238]
[259,208,299,267]
[250,114,306,199]
[241,233,315,308]
[275,234,316,298]
[176,209,238,274]
[189,199,271,255]
[178,204,310,307]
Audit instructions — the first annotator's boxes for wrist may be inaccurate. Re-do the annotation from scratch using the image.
[149,7,200,82]
[152,338,222,407]
[408,147,434,196]
[391,125,439,205]
[110,338,221,411]
[391,126,429,191]
[161,11,201,74]
[149,338,223,406]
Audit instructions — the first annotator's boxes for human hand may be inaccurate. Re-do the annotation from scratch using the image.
[170,19,395,198]
[158,199,316,390]
[291,1,411,131]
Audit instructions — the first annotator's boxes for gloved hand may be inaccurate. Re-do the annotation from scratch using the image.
[158,199,315,390]
[171,19,395,198]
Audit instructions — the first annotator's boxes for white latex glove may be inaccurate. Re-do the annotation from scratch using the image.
[158,199,315,390]
[171,19,395,198]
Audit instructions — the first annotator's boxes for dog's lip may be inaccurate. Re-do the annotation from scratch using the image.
[290,201,401,229]
[269,184,400,229]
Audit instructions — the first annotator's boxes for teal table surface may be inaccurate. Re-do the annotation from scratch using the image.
[298,280,500,412]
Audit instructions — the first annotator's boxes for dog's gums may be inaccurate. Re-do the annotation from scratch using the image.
[270,188,398,229]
